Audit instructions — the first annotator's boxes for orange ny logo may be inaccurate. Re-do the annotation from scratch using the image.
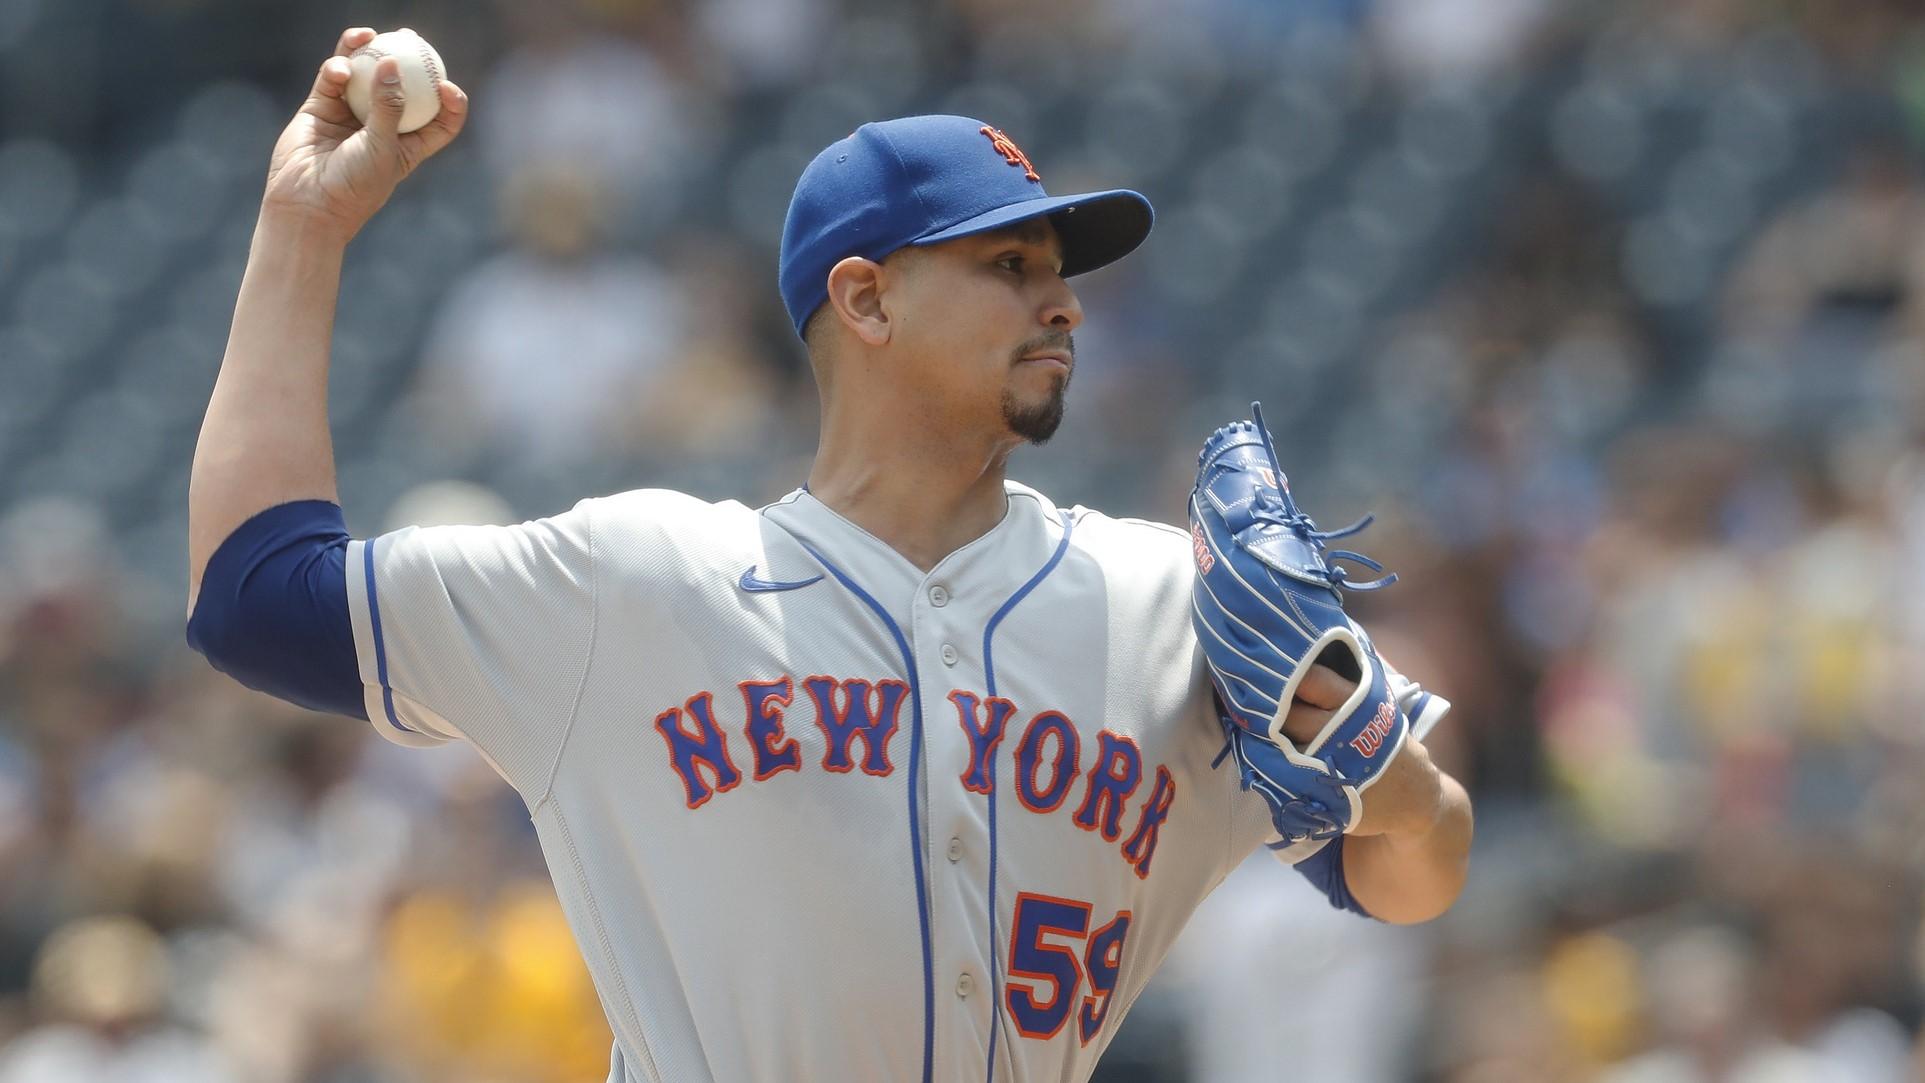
[980,126,1040,182]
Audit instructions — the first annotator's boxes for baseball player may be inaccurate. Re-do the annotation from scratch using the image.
[186,28,1473,1083]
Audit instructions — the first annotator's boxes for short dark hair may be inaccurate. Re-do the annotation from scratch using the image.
[801,305,833,356]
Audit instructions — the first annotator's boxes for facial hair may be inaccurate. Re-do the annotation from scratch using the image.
[1002,368,1069,445]
[1004,332,1073,444]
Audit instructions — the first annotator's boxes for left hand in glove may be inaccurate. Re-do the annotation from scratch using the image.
[1278,663,1447,838]
[1190,402,1446,842]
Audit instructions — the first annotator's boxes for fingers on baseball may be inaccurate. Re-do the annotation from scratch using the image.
[300,57,357,127]
[360,57,407,140]
[307,28,373,113]
[375,56,407,109]
[400,80,470,159]
[334,26,376,57]
[314,56,351,95]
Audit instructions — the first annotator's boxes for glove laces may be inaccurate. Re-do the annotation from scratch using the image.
[1248,401,1398,593]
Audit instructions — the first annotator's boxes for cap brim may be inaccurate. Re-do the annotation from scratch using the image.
[911,189,1154,278]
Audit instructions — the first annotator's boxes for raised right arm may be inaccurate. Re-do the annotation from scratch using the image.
[187,27,468,613]
[186,212,347,614]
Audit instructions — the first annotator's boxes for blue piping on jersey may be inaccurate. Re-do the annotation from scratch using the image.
[980,510,1074,1083]
[792,538,936,1083]
[362,537,416,735]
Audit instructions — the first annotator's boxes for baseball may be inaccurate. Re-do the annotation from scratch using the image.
[345,28,446,134]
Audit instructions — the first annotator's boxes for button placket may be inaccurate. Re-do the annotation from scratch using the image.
[914,563,1008,1062]
[915,579,982,1069]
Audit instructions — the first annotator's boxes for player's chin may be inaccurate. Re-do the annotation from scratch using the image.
[1001,383,1068,445]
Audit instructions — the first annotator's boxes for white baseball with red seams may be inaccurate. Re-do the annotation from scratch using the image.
[339,479,1449,1082]
[345,28,445,134]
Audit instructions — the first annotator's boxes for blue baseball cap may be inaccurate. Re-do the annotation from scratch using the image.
[779,114,1155,337]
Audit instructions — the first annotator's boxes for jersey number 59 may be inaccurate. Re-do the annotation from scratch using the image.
[1006,892,1133,1045]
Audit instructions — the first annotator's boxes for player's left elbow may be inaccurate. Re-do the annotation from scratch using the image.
[1347,785,1473,925]
[1366,862,1469,925]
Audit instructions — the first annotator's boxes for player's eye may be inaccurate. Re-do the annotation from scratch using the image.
[996,255,1025,273]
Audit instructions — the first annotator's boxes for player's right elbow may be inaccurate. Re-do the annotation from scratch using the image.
[186,500,368,721]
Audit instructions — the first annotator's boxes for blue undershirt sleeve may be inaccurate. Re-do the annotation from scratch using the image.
[1280,835,1377,920]
[185,500,365,720]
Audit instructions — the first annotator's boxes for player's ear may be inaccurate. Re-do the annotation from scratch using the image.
[824,256,891,347]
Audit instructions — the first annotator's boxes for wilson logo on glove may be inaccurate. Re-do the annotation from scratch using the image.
[1349,701,1398,758]
[1190,523,1214,573]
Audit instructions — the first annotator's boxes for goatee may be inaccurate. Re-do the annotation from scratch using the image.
[1003,375,1068,445]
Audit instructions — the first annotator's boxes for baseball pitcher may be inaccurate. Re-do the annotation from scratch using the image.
[186,28,1473,1083]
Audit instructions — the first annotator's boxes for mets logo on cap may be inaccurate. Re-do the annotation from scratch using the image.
[980,125,1040,182]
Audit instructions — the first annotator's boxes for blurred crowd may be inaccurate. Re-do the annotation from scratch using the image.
[2,0,1924,1080]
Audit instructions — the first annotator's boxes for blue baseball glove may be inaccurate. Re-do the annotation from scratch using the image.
[1189,402,1417,843]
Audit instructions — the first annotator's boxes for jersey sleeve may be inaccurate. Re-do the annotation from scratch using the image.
[1275,835,1374,917]
[1234,798,1376,918]
[343,498,598,793]
[185,500,364,720]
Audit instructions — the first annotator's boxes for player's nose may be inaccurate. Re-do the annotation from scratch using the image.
[1042,276,1083,333]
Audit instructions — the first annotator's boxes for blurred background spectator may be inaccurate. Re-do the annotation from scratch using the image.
[409,162,690,473]
[1,0,1922,1080]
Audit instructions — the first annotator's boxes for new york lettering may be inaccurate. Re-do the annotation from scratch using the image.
[653,677,1176,879]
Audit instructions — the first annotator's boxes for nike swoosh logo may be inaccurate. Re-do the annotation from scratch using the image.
[739,566,824,593]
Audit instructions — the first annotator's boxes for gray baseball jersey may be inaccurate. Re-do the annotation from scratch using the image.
[342,479,1360,1082]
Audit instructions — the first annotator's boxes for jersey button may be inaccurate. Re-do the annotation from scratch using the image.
[940,644,959,666]
[947,837,962,862]
[956,972,974,998]
[929,585,950,607]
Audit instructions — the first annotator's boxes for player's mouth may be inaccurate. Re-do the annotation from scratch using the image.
[1018,351,1072,373]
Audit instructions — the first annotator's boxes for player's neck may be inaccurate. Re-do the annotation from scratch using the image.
[807,424,1016,573]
